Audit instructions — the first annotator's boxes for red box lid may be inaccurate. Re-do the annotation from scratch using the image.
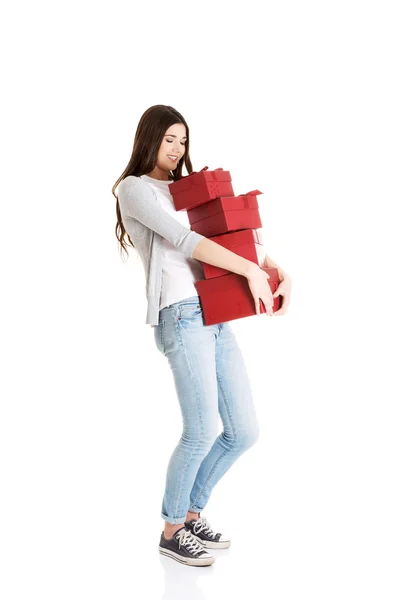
[188,191,261,224]
[196,267,280,293]
[169,166,232,195]
[209,228,264,248]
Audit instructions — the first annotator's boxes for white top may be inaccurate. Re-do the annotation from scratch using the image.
[140,175,204,311]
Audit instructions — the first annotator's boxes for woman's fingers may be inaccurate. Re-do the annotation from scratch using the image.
[247,267,274,316]
[265,296,273,316]
[259,295,274,316]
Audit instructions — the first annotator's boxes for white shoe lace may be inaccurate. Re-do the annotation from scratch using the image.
[193,517,218,539]
[176,529,206,555]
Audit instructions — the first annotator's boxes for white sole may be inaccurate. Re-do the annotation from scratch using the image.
[159,547,215,567]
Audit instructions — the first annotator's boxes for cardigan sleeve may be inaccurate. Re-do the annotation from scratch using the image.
[118,176,205,258]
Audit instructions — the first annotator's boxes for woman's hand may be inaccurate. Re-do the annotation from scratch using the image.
[246,264,274,316]
[272,275,292,316]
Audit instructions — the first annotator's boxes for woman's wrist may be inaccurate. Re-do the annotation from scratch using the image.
[246,261,289,282]
[245,261,262,279]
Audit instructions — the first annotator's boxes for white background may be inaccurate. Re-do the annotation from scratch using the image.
[1,1,399,598]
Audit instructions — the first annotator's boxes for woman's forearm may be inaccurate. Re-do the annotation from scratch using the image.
[192,238,289,281]
[192,237,257,278]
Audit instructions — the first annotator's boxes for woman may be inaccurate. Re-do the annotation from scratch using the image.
[112,105,292,567]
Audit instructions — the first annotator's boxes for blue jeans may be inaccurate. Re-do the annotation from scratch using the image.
[153,295,260,524]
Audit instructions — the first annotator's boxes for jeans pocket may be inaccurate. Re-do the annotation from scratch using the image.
[178,302,203,321]
[153,319,165,354]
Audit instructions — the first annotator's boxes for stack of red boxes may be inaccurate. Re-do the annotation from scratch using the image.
[169,166,282,325]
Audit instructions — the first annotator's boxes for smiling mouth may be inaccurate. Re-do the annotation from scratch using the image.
[167,155,178,162]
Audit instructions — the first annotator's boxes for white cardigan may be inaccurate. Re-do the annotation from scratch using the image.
[118,174,206,326]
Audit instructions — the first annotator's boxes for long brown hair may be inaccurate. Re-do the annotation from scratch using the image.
[112,105,194,260]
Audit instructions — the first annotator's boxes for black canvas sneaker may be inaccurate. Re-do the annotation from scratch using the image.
[184,515,231,549]
[159,526,215,567]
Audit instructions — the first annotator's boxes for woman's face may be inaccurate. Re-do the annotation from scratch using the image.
[157,123,187,172]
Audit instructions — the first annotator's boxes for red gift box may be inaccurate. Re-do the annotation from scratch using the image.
[195,268,282,325]
[203,229,266,279]
[169,166,234,211]
[188,189,261,224]
[188,191,263,237]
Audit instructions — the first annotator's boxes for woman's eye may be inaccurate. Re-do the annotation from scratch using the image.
[166,139,186,145]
